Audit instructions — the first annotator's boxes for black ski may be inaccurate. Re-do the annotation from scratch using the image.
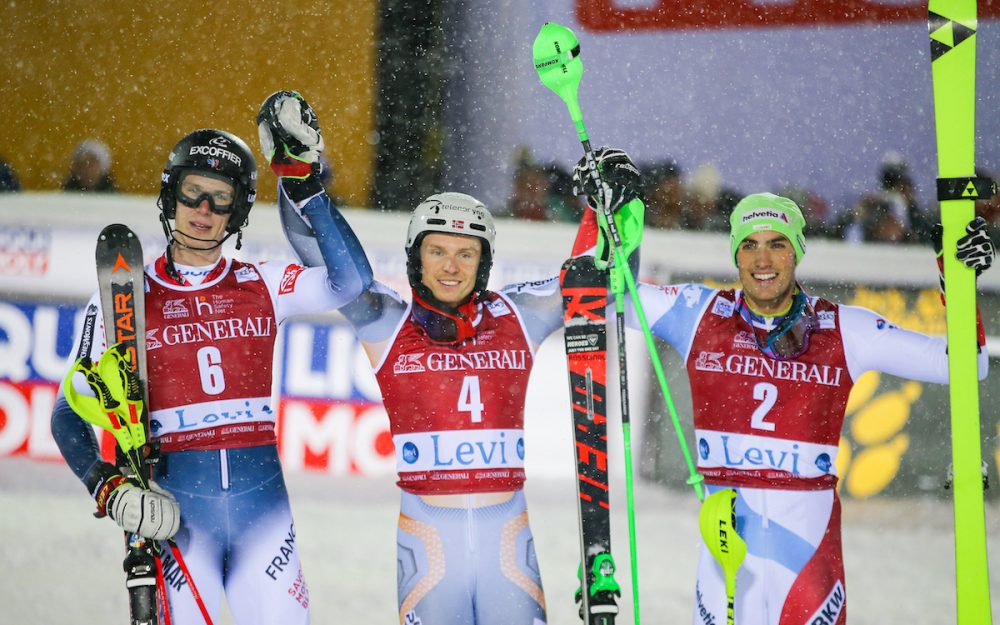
[560,255,620,625]
[96,224,160,625]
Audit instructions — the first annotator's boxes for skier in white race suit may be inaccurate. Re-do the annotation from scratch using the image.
[571,148,995,625]
[275,99,643,624]
[51,94,373,625]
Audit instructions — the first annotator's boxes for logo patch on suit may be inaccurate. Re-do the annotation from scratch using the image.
[162,298,189,319]
[711,297,734,318]
[818,310,836,329]
[694,351,725,372]
[733,330,756,350]
[235,266,260,283]
[393,353,426,374]
[485,298,511,317]
[279,265,306,295]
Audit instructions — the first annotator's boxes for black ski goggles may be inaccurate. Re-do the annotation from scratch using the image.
[736,289,818,361]
[175,170,238,215]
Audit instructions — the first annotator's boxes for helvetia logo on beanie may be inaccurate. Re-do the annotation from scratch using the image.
[742,208,790,223]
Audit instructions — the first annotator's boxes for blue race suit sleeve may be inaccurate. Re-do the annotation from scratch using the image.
[51,393,103,482]
[279,184,373,298]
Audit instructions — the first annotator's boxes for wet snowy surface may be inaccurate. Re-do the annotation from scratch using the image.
[3,456,998,624]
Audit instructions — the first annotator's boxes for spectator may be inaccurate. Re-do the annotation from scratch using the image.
[506,149,550,221]
[63,140,118,192]
[867,197,908,243]
[778,184,832,238]
[834,192,906,244]
[0,157,20,191]
[506,148,581,222]
[684,163,732,232]
[643,159,684,229]
[878,151,931,243]
[543,163,583,223]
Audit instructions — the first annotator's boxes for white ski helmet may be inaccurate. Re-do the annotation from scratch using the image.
[405,192,496,296]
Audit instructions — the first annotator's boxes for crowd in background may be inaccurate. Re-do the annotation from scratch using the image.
[0,140,118,194]
[3,141,999,248]
[503,146,1000,249]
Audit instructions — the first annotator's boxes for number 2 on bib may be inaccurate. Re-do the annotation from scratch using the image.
[458,375,484,423]
[750,382,777,431]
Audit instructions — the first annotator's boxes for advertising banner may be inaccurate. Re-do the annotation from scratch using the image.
[3,196,998,498]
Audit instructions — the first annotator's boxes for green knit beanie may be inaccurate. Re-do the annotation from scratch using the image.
[729,192,806,265]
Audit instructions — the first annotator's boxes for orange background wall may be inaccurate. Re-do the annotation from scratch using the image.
[0,2,377,206]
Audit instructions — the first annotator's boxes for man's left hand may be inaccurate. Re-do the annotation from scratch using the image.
[956,216,994,276]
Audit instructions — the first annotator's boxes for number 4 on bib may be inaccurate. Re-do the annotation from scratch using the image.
[459,375,484,423]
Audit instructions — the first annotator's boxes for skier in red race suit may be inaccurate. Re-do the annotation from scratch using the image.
[51,98,373,624]
[273,96,641,625]
[571,148,995,625]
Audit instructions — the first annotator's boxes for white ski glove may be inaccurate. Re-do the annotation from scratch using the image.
[103,477,181,541]
[87,461,180,541]
[257,90,326,209]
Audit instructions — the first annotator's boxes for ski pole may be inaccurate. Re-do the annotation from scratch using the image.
[698,489,746,625]
[64,348,216,625]
[533,22,705,505]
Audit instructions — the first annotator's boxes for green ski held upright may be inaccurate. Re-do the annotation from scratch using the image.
[927,0,992,622]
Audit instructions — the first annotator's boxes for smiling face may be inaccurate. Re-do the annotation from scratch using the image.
[736,230,797,315]
[419,232,482,305]
[170,173,233,264]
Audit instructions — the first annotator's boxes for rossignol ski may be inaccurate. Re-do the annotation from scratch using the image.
[927,2,993,622]
[96,224,162,625]
[561,255,621,625]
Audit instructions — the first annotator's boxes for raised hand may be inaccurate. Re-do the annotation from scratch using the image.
[572,147,642,215]
[257,90,326,205]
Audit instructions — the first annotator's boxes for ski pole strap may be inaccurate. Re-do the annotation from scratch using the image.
[533,43,581,72]
[936,176,996,201]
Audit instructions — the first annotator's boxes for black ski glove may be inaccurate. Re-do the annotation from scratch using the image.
[571,147,643,215]
[931,216,995,276]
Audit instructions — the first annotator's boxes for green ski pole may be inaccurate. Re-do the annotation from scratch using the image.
[534,21,710,624]
[533,23,639,623]
[532,22,705,505]
[927,1,992,623]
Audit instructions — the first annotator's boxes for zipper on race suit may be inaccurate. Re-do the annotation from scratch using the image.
[761,488,769,529]
[220,449,231,491]
[466,494,476,553]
